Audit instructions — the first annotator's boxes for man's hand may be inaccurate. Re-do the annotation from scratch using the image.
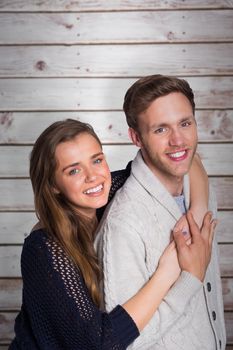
[173,211,217,282]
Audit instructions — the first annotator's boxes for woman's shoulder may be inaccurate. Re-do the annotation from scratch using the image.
[24,227,48,246]
[22,228,53,263]
[23,228,77,275]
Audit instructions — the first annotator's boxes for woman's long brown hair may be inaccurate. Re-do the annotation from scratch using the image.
[30,119,103,305]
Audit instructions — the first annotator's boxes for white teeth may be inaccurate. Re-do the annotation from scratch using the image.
[169,151,186,158]
[84,184,103,194]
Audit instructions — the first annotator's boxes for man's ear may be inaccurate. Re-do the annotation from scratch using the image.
[128,127,142,148]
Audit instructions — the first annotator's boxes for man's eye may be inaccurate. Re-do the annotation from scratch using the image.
[155,127,166,134]
[69,168,80,175]
[181,121,192,127]
[94,158,102,164]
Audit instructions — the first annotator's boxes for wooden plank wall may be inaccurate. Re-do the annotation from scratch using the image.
[0,0,232,347]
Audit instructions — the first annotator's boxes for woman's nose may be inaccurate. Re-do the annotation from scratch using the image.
[84,168,97,183]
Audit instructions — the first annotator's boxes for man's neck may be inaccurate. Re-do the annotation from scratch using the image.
[140,150,184,196]
[166,176,184,196]
[151,168,184,196]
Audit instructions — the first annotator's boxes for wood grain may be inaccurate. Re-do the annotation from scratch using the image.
[222,278,233,311]
[216,212,233,243]
[0,277,232,310]
[0,0,232,346]
[0,110,232,144]
[0,312,16,344]
[0,212,36,244]
[0,312,230,345]
[0,0,232,11]
[0,177,232,211]
[225,312,233,343]
[0,210,232,244]
[0,44,232,77]
[0,144,232,177]
[219,246,233,277]
[1,77,233,111]
[0,11,233,44]
[0,279,22,310]
[0,244,231,278]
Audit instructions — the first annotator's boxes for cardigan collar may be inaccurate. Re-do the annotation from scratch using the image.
[131,150,190,221]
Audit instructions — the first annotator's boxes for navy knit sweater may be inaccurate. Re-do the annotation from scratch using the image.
[9,229,139,349]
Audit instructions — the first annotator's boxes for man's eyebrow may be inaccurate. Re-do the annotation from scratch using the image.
[150,115,194,129]
[180,115,194,121]
[149,122,167,130]
[62,152,104,172]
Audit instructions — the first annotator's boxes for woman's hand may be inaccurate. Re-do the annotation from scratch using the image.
[158,240,181,285]
[173,211,217,282]
[173,215,191,245]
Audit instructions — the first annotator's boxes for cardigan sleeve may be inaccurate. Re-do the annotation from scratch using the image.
[12,230,139,350]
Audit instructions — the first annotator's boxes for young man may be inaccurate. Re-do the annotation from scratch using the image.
[95,75,226,349]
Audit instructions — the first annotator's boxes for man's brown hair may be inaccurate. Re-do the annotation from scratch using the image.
[123,74,195,131]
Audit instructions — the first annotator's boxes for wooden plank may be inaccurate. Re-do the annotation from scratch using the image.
[0,279,232,344]
[217,211,233,244]
[0,179,34,211]
[197,144,233,176]
[0,212,36,244]
[0,110,233,144]
[0,77,233,111]
[210,177,233,210]
[0,146,31,177]
[0,144,232,178]
[225,312,233,343]
[0,210,231,247]
[196,110,233,142]
[222,278,233,311]
[0,145,137,177]
[0,44,233,77]
[0,177,232,211]
[0,11,233,44]
[0,246,22,277]
[0,210,231,245]
[0,279,22,310]
[0,243,232,278]
[0,111,129,144]
[219,245,233,277]
[0,0,232,11]
[0,312,16,344]
[0,277,232,311]
[1,312,232,345]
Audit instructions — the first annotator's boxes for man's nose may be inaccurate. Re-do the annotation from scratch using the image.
[169,129,184,146]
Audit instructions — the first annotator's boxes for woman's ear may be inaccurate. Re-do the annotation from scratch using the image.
[128,127,142,148]
[52,186,60,194]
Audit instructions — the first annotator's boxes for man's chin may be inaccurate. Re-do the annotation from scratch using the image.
[170,166,191,178]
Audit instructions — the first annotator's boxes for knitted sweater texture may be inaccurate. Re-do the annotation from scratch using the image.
[96,151,226,350]
[9,229,139,349]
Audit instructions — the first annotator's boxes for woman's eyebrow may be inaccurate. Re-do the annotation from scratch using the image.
[62,152,104,172]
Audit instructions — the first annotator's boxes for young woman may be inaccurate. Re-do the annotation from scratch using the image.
[10,119,215,349]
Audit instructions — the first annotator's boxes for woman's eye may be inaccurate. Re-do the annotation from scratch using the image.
[69,168,80,175]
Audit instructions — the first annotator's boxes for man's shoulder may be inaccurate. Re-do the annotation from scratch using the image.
[107,178,147,215]
[97,175,152,232]
[109,161,132,202]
